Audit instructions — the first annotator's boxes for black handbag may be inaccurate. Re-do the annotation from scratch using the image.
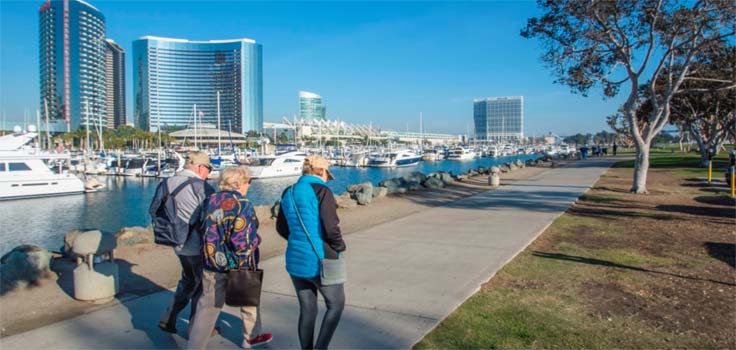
[225,257,263,307]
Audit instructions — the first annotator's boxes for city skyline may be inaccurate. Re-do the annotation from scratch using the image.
[1,1,628,136]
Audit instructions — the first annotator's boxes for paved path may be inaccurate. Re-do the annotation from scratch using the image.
[1,158,617,349]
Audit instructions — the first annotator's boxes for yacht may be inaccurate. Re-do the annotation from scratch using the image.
[248,151,307,179]
[446,146,476,161]
[367,150,421,168]
[421,149,444,162]
[0,128,85,200]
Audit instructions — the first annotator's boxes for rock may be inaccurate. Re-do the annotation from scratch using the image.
[490,166,501,174]
[402,172,427,184]
[500,165,511,173]
[379,178,409,194]
[334,192,358,208]
[509,163,518,171]
[438,172,455,184]
[1,245,53,292]
[408,181,423,191]
[422,177,445,189]
[270,200,281,218]
[372,186,388,198]
[468,170,479,177]
[477,166,488,175]
[515,159,525,168]
[63,228,92,258]
[114,227,152,247]
[457,174,469,181]
[346,182,374,205]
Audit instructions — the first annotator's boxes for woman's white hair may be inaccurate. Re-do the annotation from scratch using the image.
[218,166,251,192]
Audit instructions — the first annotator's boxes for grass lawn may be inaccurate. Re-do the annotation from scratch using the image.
[416,154,735,349]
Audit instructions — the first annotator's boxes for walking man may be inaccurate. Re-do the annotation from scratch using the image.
[157,151,215,334]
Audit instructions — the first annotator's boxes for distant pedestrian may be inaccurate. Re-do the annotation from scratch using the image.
[277,155,346,350]
[187,166,273,349]
[613,143,618,156]
[154,151,215,335]
[580,146,589,159]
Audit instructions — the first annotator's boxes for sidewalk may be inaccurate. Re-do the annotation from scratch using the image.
[1,158,617,349]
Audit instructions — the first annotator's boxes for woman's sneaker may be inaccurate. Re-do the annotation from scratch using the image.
[241,333,273,348]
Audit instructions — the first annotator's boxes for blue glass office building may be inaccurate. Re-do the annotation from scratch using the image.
[473,96,524,141]
[299,91,326,121]
[39,0,107,132]
[133,37,263,133]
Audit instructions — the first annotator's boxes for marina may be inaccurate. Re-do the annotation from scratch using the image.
[0,153,540,255]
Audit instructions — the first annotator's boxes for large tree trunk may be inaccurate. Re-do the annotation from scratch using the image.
[631,141,651,194]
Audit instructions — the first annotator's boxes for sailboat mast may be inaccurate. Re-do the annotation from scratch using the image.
[44,99,50,150]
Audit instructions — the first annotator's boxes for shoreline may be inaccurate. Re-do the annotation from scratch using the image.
[0,158,565,338]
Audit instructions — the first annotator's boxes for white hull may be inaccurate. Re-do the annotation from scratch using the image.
[0,174,84,200]
[249,165,302,179]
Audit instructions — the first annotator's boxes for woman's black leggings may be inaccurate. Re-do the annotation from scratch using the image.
[290,276,345,350]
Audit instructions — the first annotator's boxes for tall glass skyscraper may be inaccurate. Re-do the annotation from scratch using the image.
[104,39,125,129]
[473,96,524,141]
[39,0,107,132]
[299,91,326,121]
[133,36,263,133]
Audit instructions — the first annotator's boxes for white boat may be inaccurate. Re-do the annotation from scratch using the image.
[446,146,476,161]
[367,150,421,168]
[0,128,85,200]
[248,151,307,179]
[421,149,444,162]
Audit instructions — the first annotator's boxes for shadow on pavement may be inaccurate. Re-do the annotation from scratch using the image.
[532,251,736,287]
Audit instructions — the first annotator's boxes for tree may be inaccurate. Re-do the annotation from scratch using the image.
[522,0,735,193]
[670,44,736,166]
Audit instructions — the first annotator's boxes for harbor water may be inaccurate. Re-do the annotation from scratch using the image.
[0,155,539,255]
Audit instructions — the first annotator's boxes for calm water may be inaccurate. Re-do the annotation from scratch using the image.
[0,154,539,255]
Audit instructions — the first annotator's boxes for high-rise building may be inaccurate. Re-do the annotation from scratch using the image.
[104,39,125,129]
[133,36,263,133]
[473,96,524,141]
[39,0,107,132]
[299,91,326,121]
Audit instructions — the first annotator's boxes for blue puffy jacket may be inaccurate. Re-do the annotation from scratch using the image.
[277,175,346,279]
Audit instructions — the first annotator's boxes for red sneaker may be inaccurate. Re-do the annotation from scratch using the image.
[241,333,273,348]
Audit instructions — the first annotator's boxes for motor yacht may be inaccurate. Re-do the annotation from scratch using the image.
[0,128,84,200]
[446,146,476,161]
[421,149,444,162]
[367,150,421,167]
[248,151,308,179]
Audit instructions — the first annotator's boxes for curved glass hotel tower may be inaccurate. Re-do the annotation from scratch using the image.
[39,0,107,132]
[133,36,263,133]
[299,91,326,121]
[473,96,524,141]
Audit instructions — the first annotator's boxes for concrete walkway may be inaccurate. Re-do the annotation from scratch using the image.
[1,158,617,349]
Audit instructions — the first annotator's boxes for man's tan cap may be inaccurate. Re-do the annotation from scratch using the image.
[187,151,211,167]
[304,155,334,180]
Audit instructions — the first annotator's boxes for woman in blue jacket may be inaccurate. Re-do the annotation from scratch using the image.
[277,155,346,350]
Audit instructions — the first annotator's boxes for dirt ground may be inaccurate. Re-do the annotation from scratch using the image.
[489,165,736,347]
[0,162,555,338]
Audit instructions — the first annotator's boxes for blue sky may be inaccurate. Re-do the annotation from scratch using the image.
[0,0,626,136]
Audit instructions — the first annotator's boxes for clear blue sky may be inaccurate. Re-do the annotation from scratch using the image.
[0,0,626,136]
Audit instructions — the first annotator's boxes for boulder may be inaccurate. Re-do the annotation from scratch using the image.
[379,178,409,194]
[500,165,511,173]
[438,172,455,184]
[63,228,93,258]
[509,163,518,171]
[457,174,469,182]
[515,159,525,168]
[1,245,53,292]
[422,177,445,189]
[477,166,488,175]
[490,166,501,174]
[334,192,358,208]
[346,182,374,205]
[402,172,427,184]
[114,227,152,247]
[372,186,388,199]
[468,169,479,177]
[406,181,422,191]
